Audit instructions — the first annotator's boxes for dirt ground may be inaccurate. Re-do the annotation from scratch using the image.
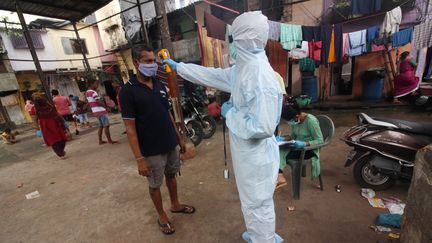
[1,109,430,243]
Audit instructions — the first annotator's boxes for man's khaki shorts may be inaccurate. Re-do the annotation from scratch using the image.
[145,147,180,188]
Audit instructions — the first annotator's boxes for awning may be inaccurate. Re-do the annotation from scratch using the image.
[0,0,112,22]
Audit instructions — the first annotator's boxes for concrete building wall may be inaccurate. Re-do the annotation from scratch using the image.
[0,30,57,72]
[95,0,128,51]
[46,23,102,70]
[92,26,117,63]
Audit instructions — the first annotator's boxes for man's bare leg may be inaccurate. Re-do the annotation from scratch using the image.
[98,127,106,144]
[149,187,170,225]
[165,175,182,211]
[104,126,118,144]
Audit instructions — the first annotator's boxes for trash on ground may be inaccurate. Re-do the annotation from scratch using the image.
[287,206,296,211]
[335,185,341,193]
[369,225,392,233]
[50,182,56,185]
[386,202,405,215]
[199,182,203,185]
[367,198,386,209]
[361,188,376,199]
[206,142,211,146]
[388,232,400,239]
[25,191,40,199]
[17,183,24,188]
[376,213,401,228]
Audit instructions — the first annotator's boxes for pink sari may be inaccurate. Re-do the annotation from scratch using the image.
[394,59,420,98]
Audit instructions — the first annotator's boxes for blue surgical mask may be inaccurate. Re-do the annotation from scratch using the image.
[287,119,300,126]
[138,63,158,77]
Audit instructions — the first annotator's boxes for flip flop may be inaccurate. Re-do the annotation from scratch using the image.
[158,220,175,235]
[170,205,195,214]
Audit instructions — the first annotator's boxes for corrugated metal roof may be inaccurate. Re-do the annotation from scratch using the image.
[0,0,112,22]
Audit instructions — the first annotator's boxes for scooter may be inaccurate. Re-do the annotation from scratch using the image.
[182,93,217,139]
[341,113,432,190]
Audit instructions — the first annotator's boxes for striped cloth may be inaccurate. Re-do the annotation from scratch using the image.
[412,20,432,50]
[85,89,107,116]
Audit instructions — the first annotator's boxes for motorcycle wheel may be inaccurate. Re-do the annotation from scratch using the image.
[186,120,203,146]
[201,116,217,139]
[353,155,395,191]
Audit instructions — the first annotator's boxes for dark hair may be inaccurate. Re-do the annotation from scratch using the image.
[281,103,301,121]
[131,45,153,60]
[51,89,59,96]
[68,94,74,98]
[4,127,11,133]
[400,51,410,61]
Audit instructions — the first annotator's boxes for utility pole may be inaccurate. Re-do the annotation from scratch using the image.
[153,0,173,55]
[72,22,91,75]
[137,0,150,47]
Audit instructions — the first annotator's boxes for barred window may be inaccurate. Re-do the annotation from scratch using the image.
[10,31,45,49]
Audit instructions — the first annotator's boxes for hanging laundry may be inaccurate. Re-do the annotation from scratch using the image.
[321,25,332,64]
[415,48,428,79]
[204,12,227,41]
[308,41,322,62]
[392,28,413,48]
[290,41,309,59]
[412,20,432,50]
[328,29,336,63]
[268,20,281,41]
[367,26,379,42]
[348,30,367,56]
[352,0,382,15]
[280,23,302,51]
[299,58,316,72]
[302,26,321,41]
[380,6,402,37]
[371,43,386,52]
[342,33,349,57]
[321,24,342,64]
[333,24,343,64]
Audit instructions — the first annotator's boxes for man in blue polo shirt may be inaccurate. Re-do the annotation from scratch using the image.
[119,45,194,235]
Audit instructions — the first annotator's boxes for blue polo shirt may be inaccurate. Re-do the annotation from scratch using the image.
[119,76,178,156]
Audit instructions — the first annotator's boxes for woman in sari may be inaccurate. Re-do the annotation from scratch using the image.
[32,93,68,159]
[394,51,420,103]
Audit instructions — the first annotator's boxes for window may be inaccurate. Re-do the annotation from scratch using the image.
[10,31,44,49]
[61,37,88,55]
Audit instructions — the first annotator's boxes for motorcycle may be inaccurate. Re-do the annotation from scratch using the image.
[342,113,432,190]
[183,117,204,146]
[182,93,217,139]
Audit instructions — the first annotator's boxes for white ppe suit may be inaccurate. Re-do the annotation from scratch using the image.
[177,11,283,243]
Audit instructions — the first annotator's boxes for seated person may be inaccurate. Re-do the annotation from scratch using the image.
[207,96,221,119]
[394,51,420,103]
[2,128,17,144]
[276,103,323,190]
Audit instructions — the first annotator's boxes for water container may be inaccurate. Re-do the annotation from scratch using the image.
[362,69,385,101]
[301,76,318,103]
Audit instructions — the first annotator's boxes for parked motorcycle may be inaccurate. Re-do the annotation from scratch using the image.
[183,117,204,146]
[342,113,432,190]
[182,93,217,139]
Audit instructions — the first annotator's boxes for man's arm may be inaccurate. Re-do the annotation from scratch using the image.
[169,112,186,153]
[124,119,152,177]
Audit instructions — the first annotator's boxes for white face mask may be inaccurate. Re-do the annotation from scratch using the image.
[138,63,158,77]
[287,119,300,126]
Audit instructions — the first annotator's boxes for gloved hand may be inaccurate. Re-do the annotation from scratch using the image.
[276,135,285,142]
[292,140,306,149]
[221,101,233,118]
[162,59,178,72]
[36,130,42,138]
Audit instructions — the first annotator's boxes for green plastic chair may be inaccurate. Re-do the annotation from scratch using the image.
[284,115,335,200]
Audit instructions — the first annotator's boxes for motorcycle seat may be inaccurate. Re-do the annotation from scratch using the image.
[374,117,432,137]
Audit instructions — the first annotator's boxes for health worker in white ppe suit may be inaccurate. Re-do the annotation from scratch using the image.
[163,11,284,243]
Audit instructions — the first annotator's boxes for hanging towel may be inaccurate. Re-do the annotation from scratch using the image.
[308,41,322,62]
[412,20,432,50]
[268,20,281,41]
[392,28,413,48]
[302,26,322,41]
[321,25,332,64]
[333,24,343,64]
[342,33,349,56]
[280,23,302,51]
[352,0,382,15]
[290,41,309,59]
[328,29,336,63]
[367,26,379,42]
[348,30,367,56]
[380,6,402,37]
[204,12,227,41]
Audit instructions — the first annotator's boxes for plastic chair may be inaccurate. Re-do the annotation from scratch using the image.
[284,115,335,200]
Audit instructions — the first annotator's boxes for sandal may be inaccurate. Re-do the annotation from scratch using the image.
[158,220,175,235]
[170,205,195,214]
